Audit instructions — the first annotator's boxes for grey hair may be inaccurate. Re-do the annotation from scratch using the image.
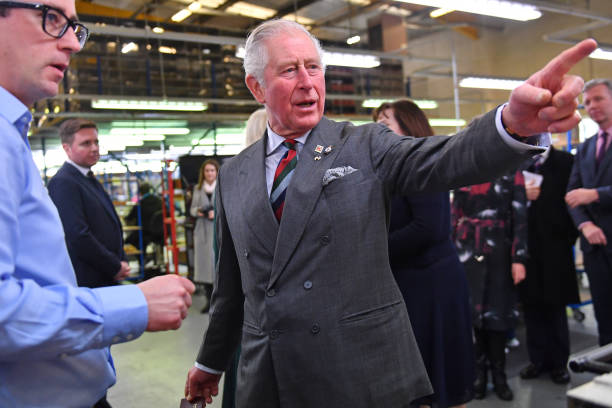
[584,78,612,95]
[243,19,325,86]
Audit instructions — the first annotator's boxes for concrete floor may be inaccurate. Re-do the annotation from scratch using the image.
[107,293,602,408]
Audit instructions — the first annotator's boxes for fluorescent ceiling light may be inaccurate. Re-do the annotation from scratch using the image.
[396,0,541,21]
[200,0,226,7]
[459,76,523,90]
[362,99,438,109]
[323,51,380,68]
[188,1,201,12]
[236,47,380,69]
[171,9,192,22]
[110,128,189,136]
[589,48,612,61]
[429,118,466,127]
[430,8,454,18]
[159,46,177,54]
[348,0,370,5]
[282,13,315,25]
[152,26,164,34]
[92,99,207,111]
[226,2,275,19]
[121,42,138,54]
[378,4,411,17]
[346,35,361,45]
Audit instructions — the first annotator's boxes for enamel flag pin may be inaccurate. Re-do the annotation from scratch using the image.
[314,145,324,154]
[324,145,333,154]
[314,155,322,161]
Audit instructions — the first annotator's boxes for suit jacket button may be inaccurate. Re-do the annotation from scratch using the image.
[243,249,249,258]
[270,330,280,339]
[303,280,312,290]
[266,288,276,297]
[320,235,330,245]
[311,324,320,334]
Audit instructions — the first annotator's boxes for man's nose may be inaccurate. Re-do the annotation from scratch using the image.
[58,27,82,53]
[296,66,313,88]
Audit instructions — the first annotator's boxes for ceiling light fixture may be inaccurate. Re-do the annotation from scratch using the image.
[92,99,208,111]
[362,99,438,109]
[121,42,138,54]
[430,8,454,18]
[159,46,177,54]
[589,48,612,61]
[396,0,541,21]
[429,118,466,127]
[346,35,361,45]
[188,1,202,12]
[171,9,192,22]
[152,26,164,34]
[459,76,524,90]
[226,2,276,19]
[282,14,315,25]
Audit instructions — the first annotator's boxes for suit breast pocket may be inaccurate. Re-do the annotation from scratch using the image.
[322,169,366,197]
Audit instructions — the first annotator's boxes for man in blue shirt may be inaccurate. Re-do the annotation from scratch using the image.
[0,1,195,407]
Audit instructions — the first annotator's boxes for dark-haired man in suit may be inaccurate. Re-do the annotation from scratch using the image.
[49,119,130,289]
[566,78,612,346]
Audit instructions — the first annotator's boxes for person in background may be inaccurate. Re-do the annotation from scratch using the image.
[566,78,612,346]
[125,182,164,256]
[245,108,267,147]
[0,0,194,406]
[184,18,595,408]
[452,171,528,401]
[49,119,130,290]
[374,99,474,408]
[190,159,219,313]
[519,146,579,384]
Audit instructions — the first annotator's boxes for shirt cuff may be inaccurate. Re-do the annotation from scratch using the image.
[495,104,551,152]
[194,361,223,375]
[95,284,148,345]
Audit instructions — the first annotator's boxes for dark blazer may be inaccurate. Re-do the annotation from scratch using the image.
[196,110,539,408]
[520,147,579,305]
[48,162,126,288]
[567,133,612,255]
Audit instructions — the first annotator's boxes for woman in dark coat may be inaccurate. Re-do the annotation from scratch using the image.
[452,171,528,401]
[375,100,474,408]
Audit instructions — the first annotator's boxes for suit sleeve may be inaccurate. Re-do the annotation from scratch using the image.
[190,187,202,218]
[48,178,121,281]
[368,109,538,196]
[566,145,593,227]
[196,170,244,370]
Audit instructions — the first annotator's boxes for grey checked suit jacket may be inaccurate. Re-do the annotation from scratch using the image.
[196,110,538,408]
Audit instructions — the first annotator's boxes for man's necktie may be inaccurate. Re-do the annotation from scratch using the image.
[596,131,609,169]
[270,139,297,221]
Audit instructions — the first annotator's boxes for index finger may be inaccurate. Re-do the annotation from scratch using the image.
[537,38,597,81]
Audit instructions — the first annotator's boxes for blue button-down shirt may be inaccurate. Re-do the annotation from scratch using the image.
[0,86,149,407]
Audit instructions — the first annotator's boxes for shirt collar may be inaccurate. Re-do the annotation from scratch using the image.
[265,124,311,156]
[66,158,91,176]
[0,85,32,143]
[600,126,612,137]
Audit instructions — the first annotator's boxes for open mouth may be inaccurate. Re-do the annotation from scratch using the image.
[296,101,316,108]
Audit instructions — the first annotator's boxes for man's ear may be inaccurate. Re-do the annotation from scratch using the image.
[246,75,265,104]
[61,143,71,155]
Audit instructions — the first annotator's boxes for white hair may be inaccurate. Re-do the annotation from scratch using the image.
[243,19,326,86]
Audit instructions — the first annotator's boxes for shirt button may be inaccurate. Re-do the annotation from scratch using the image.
[320,235,330,245]
[303,280,312,290]
[270,330,280,339]
[266,288,276,297]
[243,249,249,258]
[311,324,320,334]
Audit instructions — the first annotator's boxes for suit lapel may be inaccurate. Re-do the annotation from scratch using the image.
[584,136,598,184]
[597,137,612,183]
[268,118,344,288]
[65,163,120,227]
[240,134,279,256]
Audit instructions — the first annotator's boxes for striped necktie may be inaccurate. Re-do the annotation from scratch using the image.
[270,139,298,221]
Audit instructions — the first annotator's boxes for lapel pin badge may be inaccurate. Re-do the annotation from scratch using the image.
[314,145,324,154]
[324,145,333,154]
[314,155,322,161]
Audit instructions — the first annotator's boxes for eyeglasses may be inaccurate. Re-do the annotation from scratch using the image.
[0,1,89,50]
